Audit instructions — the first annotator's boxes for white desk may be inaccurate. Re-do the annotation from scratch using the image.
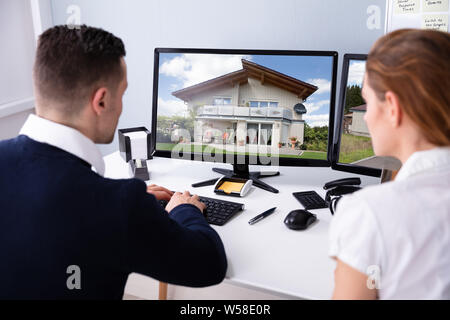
[104,152,380,300]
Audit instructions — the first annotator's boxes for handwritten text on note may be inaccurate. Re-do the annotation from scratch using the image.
[395,0,420,14]
[422,14,449,30]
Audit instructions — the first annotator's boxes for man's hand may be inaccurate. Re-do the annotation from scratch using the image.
[165,191,206,213]
[146,184,173,201]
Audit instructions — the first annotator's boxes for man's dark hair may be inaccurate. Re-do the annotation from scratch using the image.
[34,25,126,113]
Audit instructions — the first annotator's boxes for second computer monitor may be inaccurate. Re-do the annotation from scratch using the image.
[152,48,338,166]
[332,54,401,177]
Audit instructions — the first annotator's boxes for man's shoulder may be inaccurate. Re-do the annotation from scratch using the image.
[0,135,30,164]
[0,135,149,200]
[0,135,56,156]
[0,135,26,150]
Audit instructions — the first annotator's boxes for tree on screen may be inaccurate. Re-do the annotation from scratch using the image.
[345,85,365,114]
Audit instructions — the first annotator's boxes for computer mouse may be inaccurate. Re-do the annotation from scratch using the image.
[284,209,317,230]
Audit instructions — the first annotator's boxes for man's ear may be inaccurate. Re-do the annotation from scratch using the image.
[91,87,108,116]
[385,91,402,128]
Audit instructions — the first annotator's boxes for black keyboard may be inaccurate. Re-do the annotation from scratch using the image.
[292,191,328,210]
[158,196,244,226]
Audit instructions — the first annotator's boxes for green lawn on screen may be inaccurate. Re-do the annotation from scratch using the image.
[338,134,374,163]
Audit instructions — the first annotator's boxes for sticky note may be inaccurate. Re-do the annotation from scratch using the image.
[422,0,449,13]
[124,131,148,160]
[422,14,449,31]
[394,0,420,14]
[218,181,244,194]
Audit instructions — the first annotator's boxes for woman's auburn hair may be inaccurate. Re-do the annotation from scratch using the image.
[366,28,450,146]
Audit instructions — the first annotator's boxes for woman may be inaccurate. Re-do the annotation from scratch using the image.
[329,29,450,299]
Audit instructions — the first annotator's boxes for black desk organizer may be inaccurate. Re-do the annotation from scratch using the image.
[129,159,150,181]
[118,127,153,181]
[118,126,153,162]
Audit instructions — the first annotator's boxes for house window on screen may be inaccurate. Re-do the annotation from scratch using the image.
[249,100,278,108]
[213,97,232,105]
[269,102,278,107]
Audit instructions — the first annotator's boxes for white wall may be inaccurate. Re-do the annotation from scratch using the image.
[0,109,35,141]
[0,0,35,106]
[50,0,386,156]
[0,0,37,137]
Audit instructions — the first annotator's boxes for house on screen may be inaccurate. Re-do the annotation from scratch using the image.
[171,59,317,148]
[347,104,370,136]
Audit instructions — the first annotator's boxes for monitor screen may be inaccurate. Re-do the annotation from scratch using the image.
[152,48,337,167]
[332,54,400,177]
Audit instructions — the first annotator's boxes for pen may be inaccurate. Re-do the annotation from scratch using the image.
[248,207,277,225]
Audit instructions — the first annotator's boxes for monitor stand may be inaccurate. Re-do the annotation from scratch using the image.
[192,163,280,193]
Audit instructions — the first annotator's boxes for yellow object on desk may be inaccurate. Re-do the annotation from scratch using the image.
[217,181,245,194]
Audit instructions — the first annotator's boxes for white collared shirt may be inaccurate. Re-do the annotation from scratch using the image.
[19,114,105,176]
[329,147,450,299]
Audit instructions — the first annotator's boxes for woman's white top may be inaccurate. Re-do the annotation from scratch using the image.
[329,147,450,299]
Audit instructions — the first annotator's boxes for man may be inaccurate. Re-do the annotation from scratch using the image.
[0,25,227,299]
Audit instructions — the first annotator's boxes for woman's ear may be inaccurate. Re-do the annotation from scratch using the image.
[385,91,402,129]
[91,87,107,116]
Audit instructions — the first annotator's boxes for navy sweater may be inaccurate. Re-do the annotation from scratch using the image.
[0,135,227,299]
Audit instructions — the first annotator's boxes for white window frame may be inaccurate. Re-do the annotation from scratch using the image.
[249,100,279,108]
[213,97,232,105]
[247,122,274,146]
[258,123,273,146]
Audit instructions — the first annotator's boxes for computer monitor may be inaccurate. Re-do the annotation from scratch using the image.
[152,48,338,192]
[332,54,386,177]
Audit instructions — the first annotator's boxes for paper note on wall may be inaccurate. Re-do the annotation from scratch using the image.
[394,0,420,14]
[422,14,449,30]
[422,0,449,12]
